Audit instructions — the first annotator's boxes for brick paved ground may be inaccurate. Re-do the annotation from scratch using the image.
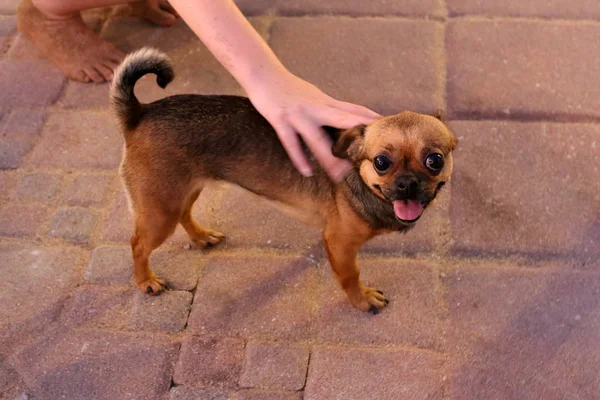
[1,1,600,399]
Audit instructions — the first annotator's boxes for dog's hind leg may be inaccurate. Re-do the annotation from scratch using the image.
[179,187,225,248]
[131,204,179,294]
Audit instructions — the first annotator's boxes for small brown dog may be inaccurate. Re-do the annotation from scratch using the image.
[110,48,457,313]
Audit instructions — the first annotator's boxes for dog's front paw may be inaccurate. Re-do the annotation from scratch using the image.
[349,285,389,314]
[136,274,167,295]
[363,287,390,314]
[363,286,389,314]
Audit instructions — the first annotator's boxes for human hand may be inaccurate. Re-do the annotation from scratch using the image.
[246,68,380,182]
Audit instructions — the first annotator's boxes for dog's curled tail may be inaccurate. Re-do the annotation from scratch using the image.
[110,47,174,131]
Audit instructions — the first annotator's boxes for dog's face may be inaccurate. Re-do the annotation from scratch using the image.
[332,110,457,225]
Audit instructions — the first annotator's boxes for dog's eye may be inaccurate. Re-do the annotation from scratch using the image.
[425,153,444,172]
[373,155,392,173]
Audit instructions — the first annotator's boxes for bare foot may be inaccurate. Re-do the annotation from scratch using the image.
[131,0,179,27]
[17,0,124,83]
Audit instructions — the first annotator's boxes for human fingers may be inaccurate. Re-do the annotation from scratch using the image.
[272,120,314,177]
[291,114,352,181]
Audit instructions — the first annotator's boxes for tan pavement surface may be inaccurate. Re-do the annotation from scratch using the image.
[1,1,600,399]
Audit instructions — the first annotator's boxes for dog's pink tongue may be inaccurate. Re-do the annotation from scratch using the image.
[393,200,423,221]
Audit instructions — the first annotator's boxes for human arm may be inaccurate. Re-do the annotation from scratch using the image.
[168,0,380,180]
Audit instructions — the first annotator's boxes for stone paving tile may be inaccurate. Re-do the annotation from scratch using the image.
[0,14,15,30]
[237,390,303,400]
[449,121,600,263]
[445,264,600,346]
[270,17,444,116]
[127,290,193,332]
[0,110,46,170]
[447,0,600,19]
[169,386,232,400]
[48,207,98,244]
[0,360,20,394]
[0,244,86,348]
[0,170,17,203]
[13,172,62,203]
[101,17,269,100]
[0,14,16,48]
[26,111,122,169]
[63,173,114,206]
[0,1,19,14]
[59,284,135,330]
[305,346,443,399]
[235,0,444,17]
[0,14,15,32]
[172,388,301,400]
[84,245,202,290]
[317,259,441,348]
[0,60,65,110]
[445,264,600,400]
[187,255,320,340]
[239,341,309,391]
[11,330,178,400]
[84,244,133,284]
[150,250,204,290]
[0,360,28,400]
[56,81,111,109]
[170,388,300,400]
[205,184,320,251]
[0,205,48,237]
[0,139,33,169]
[0,109,46,141]
[354,226,435,255]
[447,20,600,120]
[174,337,245,387]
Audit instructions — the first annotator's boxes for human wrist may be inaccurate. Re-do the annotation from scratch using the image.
[238,57,290,97]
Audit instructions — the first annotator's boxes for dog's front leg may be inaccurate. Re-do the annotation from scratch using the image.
[323,218,389,314]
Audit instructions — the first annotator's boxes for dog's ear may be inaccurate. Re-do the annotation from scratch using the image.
[432,109,447,123]
[449,131,459,150]
[432,109,458,149]
[328,125,366,159]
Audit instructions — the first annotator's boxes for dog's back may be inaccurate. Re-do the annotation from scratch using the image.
[110,48,333,218]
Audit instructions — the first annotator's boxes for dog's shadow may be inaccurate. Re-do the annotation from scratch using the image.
[190,241,327,337]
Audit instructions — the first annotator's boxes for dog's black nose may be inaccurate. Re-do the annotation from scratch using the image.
[396,175,419,194]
